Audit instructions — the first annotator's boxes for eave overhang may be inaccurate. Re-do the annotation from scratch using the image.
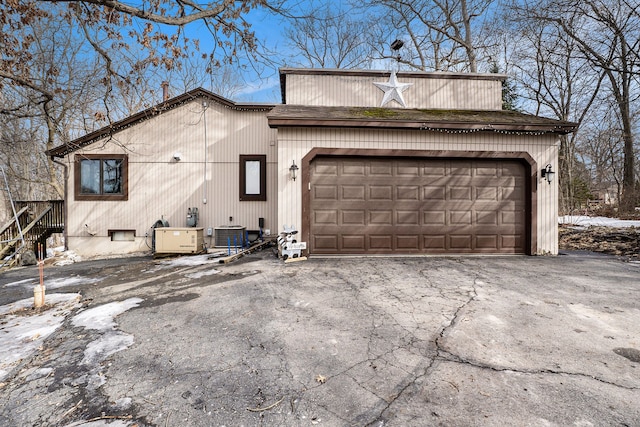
[47,88,275,158]
[267,105,578,135]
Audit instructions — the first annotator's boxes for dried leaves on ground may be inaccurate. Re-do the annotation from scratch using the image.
[559,225,640,259]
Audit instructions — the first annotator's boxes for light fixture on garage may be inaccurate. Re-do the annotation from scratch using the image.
[289,160,299,181]
[541,164,555,184]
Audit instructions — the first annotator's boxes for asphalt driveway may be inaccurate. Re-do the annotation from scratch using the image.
[1,251,639,426]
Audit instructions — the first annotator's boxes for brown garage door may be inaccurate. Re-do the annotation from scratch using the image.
[309,157,528,254]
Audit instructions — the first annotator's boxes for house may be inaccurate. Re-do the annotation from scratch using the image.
[46,68,577,257]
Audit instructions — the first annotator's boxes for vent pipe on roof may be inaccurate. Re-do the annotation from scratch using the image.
[161,81,169,102]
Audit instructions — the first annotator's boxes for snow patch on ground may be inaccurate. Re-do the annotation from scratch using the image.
[0,293,81,381]
[2,277,36,289]
[186,269,220,279]
[3,276,102,290]
[157,253,217,268]
[82,333,135,366]
[71,298,143,391]
[47,276,103,289]
[559,215,640,228]
[72,298,143,331]
[52,250,82,266]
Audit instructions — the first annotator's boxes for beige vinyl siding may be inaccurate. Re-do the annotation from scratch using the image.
[284,73,502,110]
[66,97,278,256]
[277,127,559,255]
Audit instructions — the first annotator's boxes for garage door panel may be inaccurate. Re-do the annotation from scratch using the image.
[424,186,446,200]
[369,235,393,249]
[450,211,472,225]
[501,187,524,201]
[397,163,420,176]
[449,235,473,249]
[423,210,446,225]
[476,210,499,225]
[370,186,393,200]
[501,210,525,225]
[314,235,338,250]
[342,235,366,250]
[314,162,338,175]
[423,161,446,176]
[397,211,420,225]
[397,186,420,200]
[476,186,499,200]
[314,185,338,200]
[424,235,446,250]
[475,162,499,176]
[450,187,472,200]
[342,161,366,176]
[342,210,365,225]
[342,185,365,200]
[310,157,527,254]
[369,210,393,225]
[370,162,393,176]
[501,235,523,249]
[396,235,420,250]
[501,163,524,177]
[476,235,498,249]
[314,210,338,225]
[451,161,473,175]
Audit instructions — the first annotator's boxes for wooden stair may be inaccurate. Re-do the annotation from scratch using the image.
[0,200,64,265]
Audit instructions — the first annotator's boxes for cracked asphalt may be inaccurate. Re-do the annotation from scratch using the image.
[1,250,639,426]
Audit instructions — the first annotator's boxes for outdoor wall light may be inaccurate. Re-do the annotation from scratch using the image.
[289,160,299,181]
[541,164,555,184]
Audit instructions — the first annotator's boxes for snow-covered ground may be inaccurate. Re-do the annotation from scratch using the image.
[0,288,142,427]
[1,290,142,388]
[0,293,81,382]
[559,215,640,228]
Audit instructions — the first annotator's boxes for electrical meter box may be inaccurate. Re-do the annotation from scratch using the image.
[155,227,204,254]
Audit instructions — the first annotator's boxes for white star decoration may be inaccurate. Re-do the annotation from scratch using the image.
[373,71,413,108]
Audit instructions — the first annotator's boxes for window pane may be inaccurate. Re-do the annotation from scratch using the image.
[245,160,261,195]
[80,160,100,194]
[103,159,123,194]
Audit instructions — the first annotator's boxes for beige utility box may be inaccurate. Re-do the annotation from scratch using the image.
[154,227,204,254]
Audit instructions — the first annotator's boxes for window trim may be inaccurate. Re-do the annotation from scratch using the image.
[74,154,128,201]
[239,154,266,201]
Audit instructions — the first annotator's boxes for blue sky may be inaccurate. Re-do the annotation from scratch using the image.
[189,0,358,103]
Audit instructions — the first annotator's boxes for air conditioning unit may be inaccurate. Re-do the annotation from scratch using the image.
[215,226,245,247]
[155,227,204,254]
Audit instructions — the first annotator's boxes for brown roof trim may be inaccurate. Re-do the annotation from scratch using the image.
[267,105,578,135]
[47,88,275,158]
[278,68,507,104]
[279,67,506,80]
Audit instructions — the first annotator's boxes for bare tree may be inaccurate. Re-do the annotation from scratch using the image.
[521,0,640,212]
[1,0,290,201]
[504,16,606,213]
[284,5,376,69]
[1,13,108,199]
[361,0,496,72]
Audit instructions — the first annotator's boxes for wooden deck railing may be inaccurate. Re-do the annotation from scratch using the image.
[0,200,64,262]
[15,200,64,233]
